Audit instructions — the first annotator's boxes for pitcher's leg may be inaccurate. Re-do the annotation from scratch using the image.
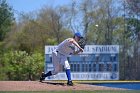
[51,51,61,75]
[40,51,60,82]
[40,65,61,82]
[64,60,73,86]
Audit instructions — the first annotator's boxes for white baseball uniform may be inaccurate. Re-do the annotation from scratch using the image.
[51,38,75,75]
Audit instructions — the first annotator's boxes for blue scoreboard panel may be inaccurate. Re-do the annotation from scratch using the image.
[45,45,119,80]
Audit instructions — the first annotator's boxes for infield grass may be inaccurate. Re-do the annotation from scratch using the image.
[0,91,140,93]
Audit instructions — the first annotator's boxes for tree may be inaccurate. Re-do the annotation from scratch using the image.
[4,6,73,54]
[1,50,44,80]
[84,0,121,44]
[0,0,14,41]
[120,0,140,79]
[38,6,73,43]
[126,0,140,16]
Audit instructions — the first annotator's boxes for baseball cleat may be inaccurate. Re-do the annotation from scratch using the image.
[67,81,73,86]
[40,72,45,82]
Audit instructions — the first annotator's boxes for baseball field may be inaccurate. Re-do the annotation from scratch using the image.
[0,81,140,93]
[0,91,140,93]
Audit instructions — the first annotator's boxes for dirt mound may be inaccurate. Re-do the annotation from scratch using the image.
[0,81,124,91]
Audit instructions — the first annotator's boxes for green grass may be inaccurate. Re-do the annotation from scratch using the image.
[0,91,140,93]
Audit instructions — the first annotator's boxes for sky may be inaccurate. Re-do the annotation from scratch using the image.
[6,0,82,33]
[6,0,72,20]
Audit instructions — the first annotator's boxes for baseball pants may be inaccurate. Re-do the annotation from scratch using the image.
[51,51,70,75]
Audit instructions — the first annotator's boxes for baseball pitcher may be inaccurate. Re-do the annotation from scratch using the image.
[40,32,86,86]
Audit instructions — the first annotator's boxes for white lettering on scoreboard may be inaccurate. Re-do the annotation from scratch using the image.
[45,72,119,80]
[45,45,119,54]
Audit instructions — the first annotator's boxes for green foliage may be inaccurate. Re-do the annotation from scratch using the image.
[0,50,44,80]
[126,18,140,40]
[0,0,14,41]
[4,9,73,54]
[85,0,121,45]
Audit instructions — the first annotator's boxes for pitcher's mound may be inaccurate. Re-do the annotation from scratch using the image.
[0,81,124,91]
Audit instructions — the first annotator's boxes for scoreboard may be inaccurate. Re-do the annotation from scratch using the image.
[45,45,119,80]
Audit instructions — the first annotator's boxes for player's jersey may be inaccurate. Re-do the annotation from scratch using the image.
[56,38,75,56]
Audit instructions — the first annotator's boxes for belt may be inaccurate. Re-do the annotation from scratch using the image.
[56,50,65,56]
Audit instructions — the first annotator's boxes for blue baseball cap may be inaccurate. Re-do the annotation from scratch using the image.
[74,32,82,38]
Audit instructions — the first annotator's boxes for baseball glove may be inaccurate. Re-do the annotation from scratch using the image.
[78,37,86,49]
